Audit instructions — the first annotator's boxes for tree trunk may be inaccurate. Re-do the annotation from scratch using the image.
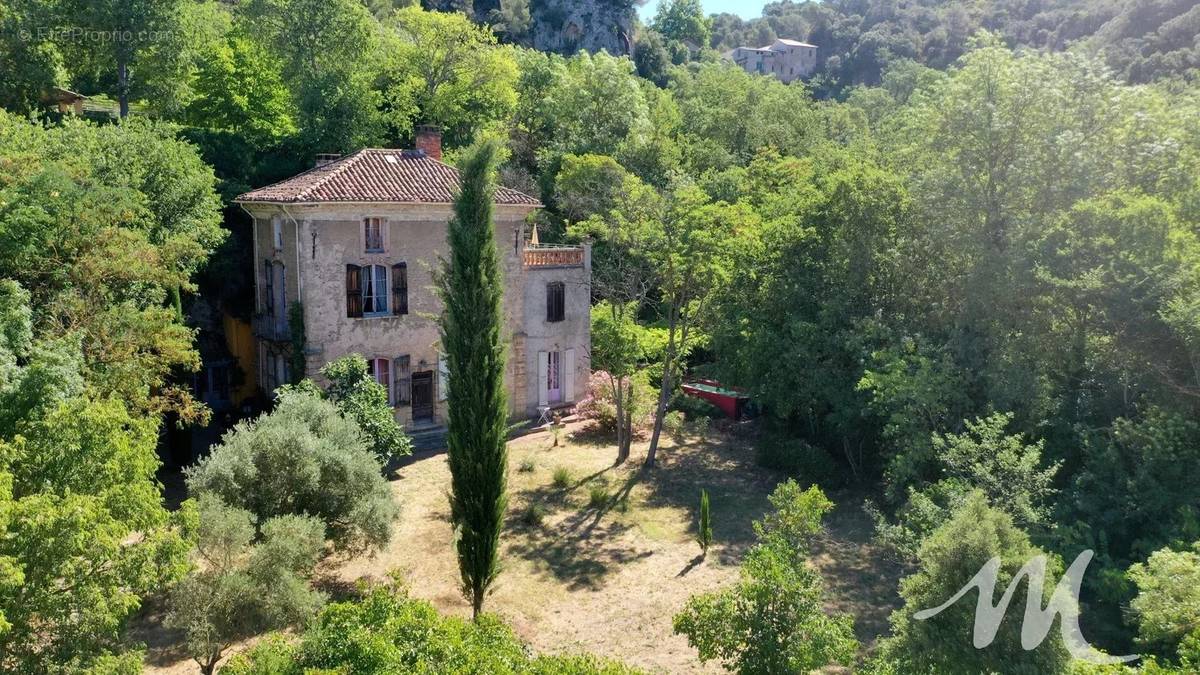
[117,59,129,118]
[611,375,629,464]
[645,309,680,468]
[472,590,483,620]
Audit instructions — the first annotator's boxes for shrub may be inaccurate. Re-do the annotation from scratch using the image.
[520,502,548,528]
[588,484,611,509]
[755,435,839,487]
[663,410,687,439]
[186,389,399,555]
[674,481,857,673]
[166,496,326,675]
[518,458,536,473]
[575,370,656,438]
[224,582,642,674]
[552,467,573,489]
[697,489,713,556]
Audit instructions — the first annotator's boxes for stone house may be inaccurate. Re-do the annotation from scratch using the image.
[729,38,818,83]
[234,129,590,430]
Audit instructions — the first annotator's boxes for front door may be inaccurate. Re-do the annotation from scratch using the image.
[411,371,434,422]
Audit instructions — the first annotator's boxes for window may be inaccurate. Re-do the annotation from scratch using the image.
[392,262,408,315]
[367,357,392,405]
[362,264,389,316]
[364,217,384,253]
[546,282,565,322]
[346,264,389,318]
[272,215,283,251]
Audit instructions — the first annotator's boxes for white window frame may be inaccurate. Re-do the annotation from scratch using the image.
[361,264,389,317]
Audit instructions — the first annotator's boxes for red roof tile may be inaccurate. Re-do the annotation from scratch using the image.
[235,149,541,207]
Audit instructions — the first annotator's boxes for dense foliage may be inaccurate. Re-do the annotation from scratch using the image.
[222,581,643,674]
[186,389,398,555]
[674,481,857,673]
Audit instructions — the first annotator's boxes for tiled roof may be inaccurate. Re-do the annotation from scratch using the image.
[235,149,542,207]
[773,38,817,48]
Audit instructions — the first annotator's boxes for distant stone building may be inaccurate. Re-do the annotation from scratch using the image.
[235,128,590,432]
[729,38,818,83]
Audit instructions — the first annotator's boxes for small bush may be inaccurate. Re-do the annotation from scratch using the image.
[552,467,573,488]
[756,435,840,487]
[697,489,713,555]
[663,410,687,439]
[588,484,611,509]
[518,458,536,473]
[520,503,548,527]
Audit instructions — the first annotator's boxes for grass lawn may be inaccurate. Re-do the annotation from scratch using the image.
[137,420,903,674]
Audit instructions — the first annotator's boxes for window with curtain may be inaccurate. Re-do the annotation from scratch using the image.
[362,264,389,315]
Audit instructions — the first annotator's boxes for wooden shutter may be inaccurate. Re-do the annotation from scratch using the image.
[564,348,576,403]
[263,259,274,314]
[537,351,548,407]
[345,264,363,318]
[392,262,408,316]
[394,354,411,404]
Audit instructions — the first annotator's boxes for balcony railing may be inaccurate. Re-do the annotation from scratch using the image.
[252,313,290,341]
[523,244,584,268]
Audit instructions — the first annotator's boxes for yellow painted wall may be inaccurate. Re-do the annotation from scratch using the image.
[222,313,258,404]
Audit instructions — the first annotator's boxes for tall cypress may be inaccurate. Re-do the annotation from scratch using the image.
[437,140,508,619]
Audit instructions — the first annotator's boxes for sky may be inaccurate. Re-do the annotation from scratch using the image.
[637,0,767,21]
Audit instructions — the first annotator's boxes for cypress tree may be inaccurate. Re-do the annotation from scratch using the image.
[437,140,509,619]
[698,489,713,557]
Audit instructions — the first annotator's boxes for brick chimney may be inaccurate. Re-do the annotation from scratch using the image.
[414,125,443,160]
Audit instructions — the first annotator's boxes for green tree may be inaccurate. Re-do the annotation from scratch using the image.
[288,354,413,465]
[184,32,297,145]
[437,140,509,619]
[58,0,189,117]
[186,389,398,554]
[673,481,857,673]
[387,6,518,145]
[645,184,753,467]
[560,154,662,464]
[651,0,712,48]
[634,30,672,87]
[878,492,1071,674]
[166,496,326,675]
[0,112,225,421]
[1127,542,1200,662]
[0,295,192,671]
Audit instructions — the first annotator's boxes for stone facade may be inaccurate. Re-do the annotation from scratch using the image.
[241,200,590,428]
[729,39,818,83]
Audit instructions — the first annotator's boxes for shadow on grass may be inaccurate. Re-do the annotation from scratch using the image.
[507,429,782,587]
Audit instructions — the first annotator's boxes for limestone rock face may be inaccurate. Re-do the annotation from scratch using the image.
[529,0,634,56]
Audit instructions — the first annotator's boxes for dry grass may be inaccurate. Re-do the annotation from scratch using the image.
[139,420,903,674]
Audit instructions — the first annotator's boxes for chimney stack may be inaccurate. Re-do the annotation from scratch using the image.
[415,125,443,161]
[314,153,341,167]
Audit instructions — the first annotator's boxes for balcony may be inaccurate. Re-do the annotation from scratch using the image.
[523,244,584,268]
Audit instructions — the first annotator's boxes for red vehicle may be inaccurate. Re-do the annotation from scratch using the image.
[680,379,751,420]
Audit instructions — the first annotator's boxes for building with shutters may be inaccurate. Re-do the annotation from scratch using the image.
[727,38,818,83]
[235,128,590,429]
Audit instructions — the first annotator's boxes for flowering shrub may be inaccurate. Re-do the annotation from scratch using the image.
[575,370,656,438]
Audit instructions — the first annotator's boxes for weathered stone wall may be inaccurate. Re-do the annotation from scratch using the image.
[246,202,570,423]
